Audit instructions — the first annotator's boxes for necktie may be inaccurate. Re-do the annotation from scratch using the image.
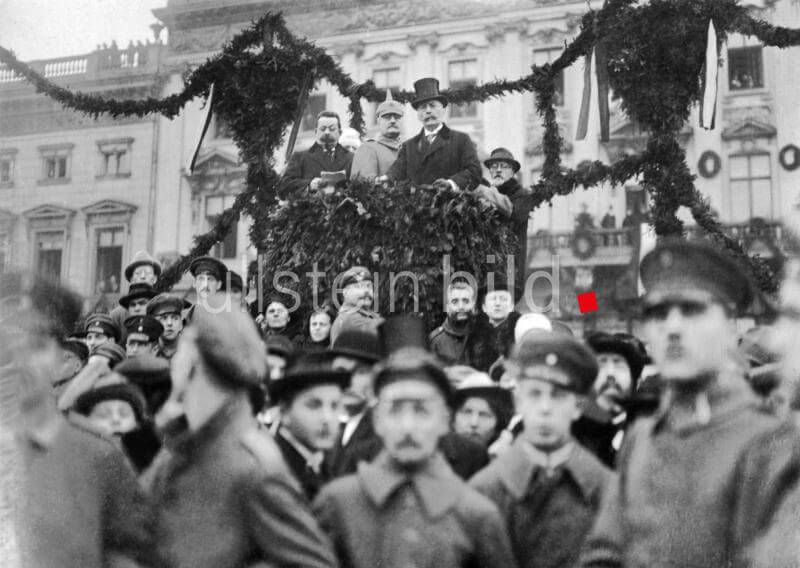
[426,133,436,145]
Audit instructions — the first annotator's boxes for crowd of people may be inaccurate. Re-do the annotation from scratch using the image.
[2,75,800,568]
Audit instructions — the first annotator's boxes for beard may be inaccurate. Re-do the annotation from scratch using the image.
[448,311,473,328]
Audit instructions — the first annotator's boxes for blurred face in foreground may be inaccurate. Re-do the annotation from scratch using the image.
[641,288,735,383]
[515,366,581,452]
[374,378,449,470]
[88,400,138,436]
[281,384,343,451]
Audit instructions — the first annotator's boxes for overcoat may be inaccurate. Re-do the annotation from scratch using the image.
[350,134,401,179]
[143,397,338,568]
[470,439,613,568]
[387,125,481,190]
[278,142,353,198]
[579,378,800,567]
[313,451,519,568]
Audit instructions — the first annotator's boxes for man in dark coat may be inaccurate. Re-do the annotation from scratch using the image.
[313,334,517,568]
[278,110,353,198]
[269,352,350,500]
[466,277,522,372]
[579,240,800,567]
[471,334,613,568]
[383,77,481,191]
[144,302,338,568]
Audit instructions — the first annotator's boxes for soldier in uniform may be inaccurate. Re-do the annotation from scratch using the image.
[471,334,613,568]
[147,293,189,360]
[123,314,163,358]
[329,266,382,345]
[580,239,800,567]
[351,90,405,179]
[269,351,350,500]
[84,312,121,353]
[144,303,338,568]
[313,338,518,568]
[186,255,227,318]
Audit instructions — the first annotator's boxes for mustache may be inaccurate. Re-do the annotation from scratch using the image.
[396,436,421,450]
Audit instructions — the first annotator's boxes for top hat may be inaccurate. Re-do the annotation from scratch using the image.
[411,77,449,109]
[376,89,405,117]
[483,147,521,173]
[378,314,428,357]
[329,326,383,363]
[124,251,162,282]
[119,283,157,309]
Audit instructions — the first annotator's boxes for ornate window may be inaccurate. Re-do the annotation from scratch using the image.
[205,194,238,259]
[729,152,772,221]
[24,204,76,283]
[97,138,133,178]
[81,200,137,294]
[448,59,479,119]
[728,46,764,91]
[0,149,16,188]
[533,48,565,106]
[38,144,73,185]
[301,94,327,133]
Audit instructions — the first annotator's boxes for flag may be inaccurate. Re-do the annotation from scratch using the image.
[186,83,215,174]
[700,20,718,130]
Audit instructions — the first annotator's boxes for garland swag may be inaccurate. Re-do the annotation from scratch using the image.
[1,0,798,295]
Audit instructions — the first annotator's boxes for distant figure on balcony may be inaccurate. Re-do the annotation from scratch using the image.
[351,90,405,180]
[575,203,595,229]
[278,111,353,198]
[381,78,481,191]
[601,206,617,229]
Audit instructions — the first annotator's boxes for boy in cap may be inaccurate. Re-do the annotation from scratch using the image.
[123,315,163,358]
[329,265,382,344]
[269,351,350,500]
[580,239,800,567]
[118,282,157,317]
[313,342,517,568]
[471,334,612,568]
[147,293,188,360]
[84,313,121,352]
[383,77,481,191]
[144,308,338,568]
[351,89,405,179]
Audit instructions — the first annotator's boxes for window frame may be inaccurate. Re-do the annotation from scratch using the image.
[92,225,126,294]
[37,143,74,185]
[0,149,17,188]
[205,194,238,260]
[301,93,328,134]
[96,137,133,179]
[370,66,403,127]
[728,151,773,221]
[727,45,765,92]
[33,230,67,283]
[446,57,480,121]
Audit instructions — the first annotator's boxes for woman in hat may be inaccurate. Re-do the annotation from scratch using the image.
[452,371,514,446]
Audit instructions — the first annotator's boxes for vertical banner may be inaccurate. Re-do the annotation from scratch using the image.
[700,20,718,130]
[637,222,658,296]
[186,83,215,174]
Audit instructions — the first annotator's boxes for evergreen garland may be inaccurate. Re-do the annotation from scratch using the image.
[0,0,797,296]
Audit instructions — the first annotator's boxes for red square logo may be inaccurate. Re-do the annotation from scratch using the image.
[577,291,598,314]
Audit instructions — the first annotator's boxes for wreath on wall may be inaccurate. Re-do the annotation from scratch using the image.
[779,144,800,171]
[698,150,722,178]
[1,0,797,300]
[571,228,598,260]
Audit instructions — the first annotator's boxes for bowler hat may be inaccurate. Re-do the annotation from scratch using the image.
[74,382,147,425]
[512,333,598,395]
[376,89,405,117]
[411,77,448,109]
[188,255,227,281]
[123,315,164,342]
[329,326,383,363]
[85,313,121,343]
[146,293,191,317]
[477,274,523,306]
[269,351,350,403]
[585,331,648,381]
[452,372,514,430]
[119,283,157,309]
[640,239,754,315]
[483,147,521,173]
[124,251,162,282]
[378,314,428,357]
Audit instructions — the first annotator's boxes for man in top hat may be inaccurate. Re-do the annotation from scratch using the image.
[123,314,163,359]
[269,351,350,500]
[84,313,121,353]
[329,265,382,345]
[471,334,613,568]
[145,308,337,568]
[572,331,648,467]
[580,240,800,567]
[351,90,405,179]
[382,77,481,191]
[147,293,188,361]
[110,251,162,339]
[313,338,517,568]
[278,110,354,198]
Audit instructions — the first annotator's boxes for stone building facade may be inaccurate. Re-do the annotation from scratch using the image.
[1,0,798,326]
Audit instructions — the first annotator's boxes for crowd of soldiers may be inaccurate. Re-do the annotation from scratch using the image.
[2,76,800,568]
